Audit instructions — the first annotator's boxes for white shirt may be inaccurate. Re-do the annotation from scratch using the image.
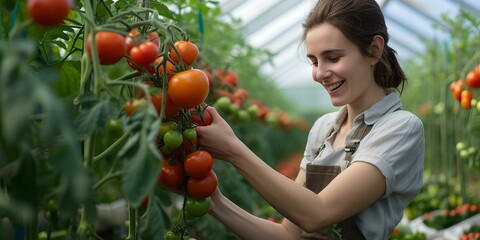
[300,90,425,240]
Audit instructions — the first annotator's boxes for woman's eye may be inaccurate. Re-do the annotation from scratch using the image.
[327,56,340,62]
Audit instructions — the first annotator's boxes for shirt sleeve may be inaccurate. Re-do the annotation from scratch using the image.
[352,110,425,198]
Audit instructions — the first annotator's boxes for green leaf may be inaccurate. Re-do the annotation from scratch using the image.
[54,61,81,98]
[151,2,175,20]
[141,194,169,239]
[121,129,162,208]
[74,99,118,140]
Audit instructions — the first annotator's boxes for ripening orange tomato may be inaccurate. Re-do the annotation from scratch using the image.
[168,69,209,109]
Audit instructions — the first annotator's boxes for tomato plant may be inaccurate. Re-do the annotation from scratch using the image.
[187,170,218,199]
[185,197,211,218]
[170,40,199,66]
[158,159,184,189]
[86,31,126,65]
[27,0,71,26]
[184,150,213,178]
[168,69,210,109]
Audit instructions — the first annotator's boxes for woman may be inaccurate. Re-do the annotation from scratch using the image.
[196,0,425,239]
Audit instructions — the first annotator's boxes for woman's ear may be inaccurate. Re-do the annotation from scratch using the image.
[369,35,384,64]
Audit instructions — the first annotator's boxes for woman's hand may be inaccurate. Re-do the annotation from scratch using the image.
[195,106,242,161]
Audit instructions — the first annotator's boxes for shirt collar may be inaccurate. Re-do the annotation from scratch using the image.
[333,89,403,128]
[362,89,403,125]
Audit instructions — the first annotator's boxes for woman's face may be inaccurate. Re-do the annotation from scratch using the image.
[306,23,382,108]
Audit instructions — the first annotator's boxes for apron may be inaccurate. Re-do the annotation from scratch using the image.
[300,123,372,240]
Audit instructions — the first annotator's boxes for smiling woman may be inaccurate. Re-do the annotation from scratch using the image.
[194,0,425,239]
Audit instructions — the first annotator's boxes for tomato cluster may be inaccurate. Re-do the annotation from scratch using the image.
[450,64,480,110]
[423,203,480,230]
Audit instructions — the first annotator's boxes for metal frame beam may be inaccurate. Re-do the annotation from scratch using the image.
[219,0,248,13]
[242,0,302,36]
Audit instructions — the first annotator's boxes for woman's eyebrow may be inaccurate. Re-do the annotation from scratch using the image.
[307,49,344,58]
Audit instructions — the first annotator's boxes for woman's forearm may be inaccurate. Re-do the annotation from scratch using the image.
[209,190,294,240]
[225,141,332,232]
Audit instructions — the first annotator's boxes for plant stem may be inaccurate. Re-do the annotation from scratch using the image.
[93,171,123,190]
[126,204,137,240]
[93,132,129,163]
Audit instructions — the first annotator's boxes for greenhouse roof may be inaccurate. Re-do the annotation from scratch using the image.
[217,0,480,111]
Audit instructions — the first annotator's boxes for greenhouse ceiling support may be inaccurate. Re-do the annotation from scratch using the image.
[242,0,301,36]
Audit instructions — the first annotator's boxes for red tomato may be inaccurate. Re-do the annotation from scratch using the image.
[187,170,218,199]
[233,88,249,101]
[158,159,184,189]
[86,32,126,65]
[168,69,210,109]
[170,41,199,66]
[215,69,238,87]
[466,70,480,88]
[126,29,160,53]
[129,41,159,66]
[27,0,72,26]
[184,151,213,178]
[191,108,213,126]
[150,92,181,118]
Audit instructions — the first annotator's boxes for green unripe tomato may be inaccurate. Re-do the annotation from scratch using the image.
[236,109,251,122]
[229,103,240,114]
[214,97,231,113]
[459,149,470,159]
[183,128,197,141]
[246,104,259,118]
[47,198,59,212]
[456,142,467,152]
[185,197,211,218]
[163,130,183,149]
[158,121,178,138]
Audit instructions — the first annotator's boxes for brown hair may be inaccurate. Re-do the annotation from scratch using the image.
[302,0,406,91]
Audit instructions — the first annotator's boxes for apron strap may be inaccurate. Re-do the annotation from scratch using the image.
[344,123,373,168]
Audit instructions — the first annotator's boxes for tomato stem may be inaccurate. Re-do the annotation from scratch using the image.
[126,204,138,240]
[93,132,130,163]
[93,170,123,190]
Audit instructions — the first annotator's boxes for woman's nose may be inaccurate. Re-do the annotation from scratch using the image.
[313,64,330,82]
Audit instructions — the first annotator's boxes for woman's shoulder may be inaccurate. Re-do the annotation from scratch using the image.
[378,109,423,129]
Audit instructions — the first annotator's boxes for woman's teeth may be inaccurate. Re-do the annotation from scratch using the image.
[326,80,345,91]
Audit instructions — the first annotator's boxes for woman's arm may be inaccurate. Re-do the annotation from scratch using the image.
[209,188,301,240]
[197,107,385,233]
